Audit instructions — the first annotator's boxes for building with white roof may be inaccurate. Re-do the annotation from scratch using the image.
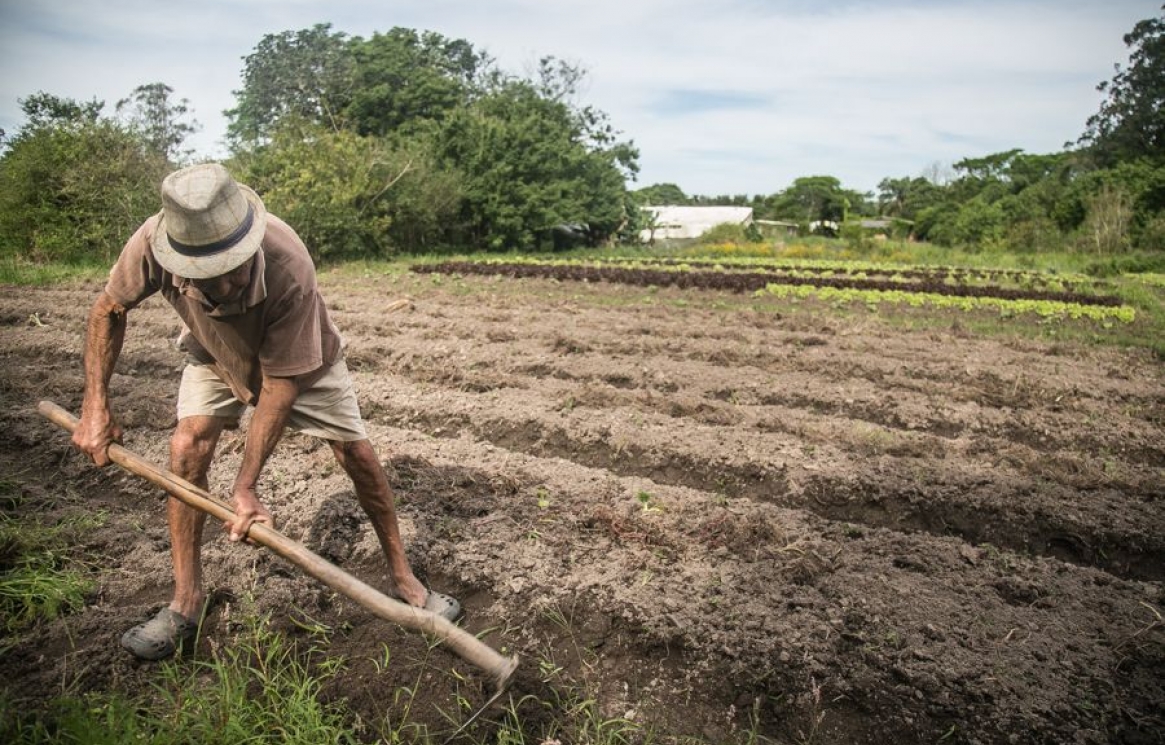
[639,205,754,243]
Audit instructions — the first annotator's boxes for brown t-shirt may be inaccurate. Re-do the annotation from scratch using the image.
[105,214,343,405]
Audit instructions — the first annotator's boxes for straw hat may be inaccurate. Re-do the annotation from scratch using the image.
[150,163,267,279]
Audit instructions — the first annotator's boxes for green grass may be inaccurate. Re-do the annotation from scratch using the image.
[0,610,359,745]
[493,695,643,745]
[320,257,414,281]
[0,499,103,636]
[0,592,781,745]
[0,258,108,286]
[0,609,688,745]
[154,614,357,745]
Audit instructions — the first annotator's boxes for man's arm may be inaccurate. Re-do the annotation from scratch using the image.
[227,373,299,542]
[73,291,128,466]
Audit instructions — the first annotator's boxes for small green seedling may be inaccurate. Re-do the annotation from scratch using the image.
[636,490,662,513]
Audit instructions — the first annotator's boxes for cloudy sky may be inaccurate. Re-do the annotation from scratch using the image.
[0,0,1158,196]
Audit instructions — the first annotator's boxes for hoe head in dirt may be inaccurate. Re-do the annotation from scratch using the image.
[37,400,519,699]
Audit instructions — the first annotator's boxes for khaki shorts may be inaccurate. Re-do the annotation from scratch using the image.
[177,359,368,442]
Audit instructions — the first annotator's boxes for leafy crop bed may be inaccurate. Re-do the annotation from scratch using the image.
[1,269,1162,744]
[413,261,1125,308]
[599,257,1106,291]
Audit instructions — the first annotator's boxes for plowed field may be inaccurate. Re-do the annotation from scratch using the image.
[1,267,1162,744]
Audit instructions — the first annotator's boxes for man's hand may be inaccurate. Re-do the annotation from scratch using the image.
[228,485,273,543]
[72,408,124,467]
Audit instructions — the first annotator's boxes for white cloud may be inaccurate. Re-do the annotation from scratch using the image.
[1,0,1158,195]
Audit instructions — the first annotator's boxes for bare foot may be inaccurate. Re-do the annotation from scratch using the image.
[391,572,428,608]
[169,593,206,621]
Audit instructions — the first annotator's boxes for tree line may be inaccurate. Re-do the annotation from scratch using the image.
[637,9,1165,256]
[0,25,638,264]
[0,9,1161,266]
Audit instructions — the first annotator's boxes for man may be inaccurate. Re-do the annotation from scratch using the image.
[73,163,459,660]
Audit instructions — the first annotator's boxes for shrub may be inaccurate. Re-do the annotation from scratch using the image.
[698,222,757,245]
[232,124,462,260]
[0,122,167,264]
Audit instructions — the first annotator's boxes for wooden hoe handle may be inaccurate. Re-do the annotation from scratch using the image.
[37,400,518,694]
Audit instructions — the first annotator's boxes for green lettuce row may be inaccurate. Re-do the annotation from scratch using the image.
[466,256,1099,291]
[758,283,1136,324]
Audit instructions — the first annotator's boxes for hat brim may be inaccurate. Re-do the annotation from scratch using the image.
[150,185,267,280]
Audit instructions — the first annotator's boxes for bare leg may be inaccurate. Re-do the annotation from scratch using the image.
[330,439,427,607]
[168,415,224,619]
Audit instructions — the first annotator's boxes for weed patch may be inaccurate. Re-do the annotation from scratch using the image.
[0,510,102,636]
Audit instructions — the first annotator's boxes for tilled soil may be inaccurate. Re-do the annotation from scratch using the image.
[1,269,1162,744]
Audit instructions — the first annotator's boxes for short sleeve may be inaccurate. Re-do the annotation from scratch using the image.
[105,216,165,309]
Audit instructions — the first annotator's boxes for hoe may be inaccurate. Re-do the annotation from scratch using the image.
[38,400,518,714]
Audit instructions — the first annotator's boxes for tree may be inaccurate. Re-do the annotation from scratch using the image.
[876,176,943,221]
[533,55,638,190]
[1006,151,1074,191]
[225,25,637,253]
[531,56,589,104]
[571,136,639,243]
[771,176,852,227]
[953,149,1024,182]
[925,195,1006,248]
[345,28,489,137]
[436,80,635,250]
[635,183,688,205]
[876,177,911,217]
[116,82,199,161]
[947,149,1022,204]
[15,92,103,130]
[226,24,355,147]
[1079,7,1165,166]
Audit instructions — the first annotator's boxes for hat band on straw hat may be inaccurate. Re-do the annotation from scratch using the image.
[167,205,255,258]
